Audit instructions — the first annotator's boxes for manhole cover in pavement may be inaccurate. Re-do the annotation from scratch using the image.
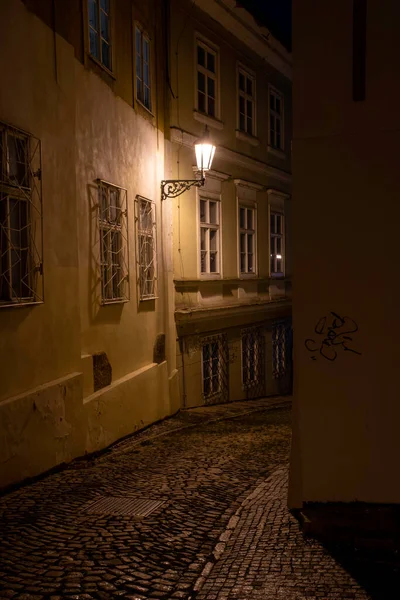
[83,497,166,517]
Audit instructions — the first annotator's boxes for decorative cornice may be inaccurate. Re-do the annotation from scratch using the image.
[233,179,264,191]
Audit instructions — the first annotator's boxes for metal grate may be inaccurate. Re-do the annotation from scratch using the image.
[136,195,157,300]
[242,325,265,399]
[272,318,292,380]
[201,333,229,405]
[0,121,43,307]
[83,496,166,517]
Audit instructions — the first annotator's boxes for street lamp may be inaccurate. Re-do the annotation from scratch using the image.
[161,128,216,200]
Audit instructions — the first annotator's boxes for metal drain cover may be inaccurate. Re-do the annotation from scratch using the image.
[84,497,166,517]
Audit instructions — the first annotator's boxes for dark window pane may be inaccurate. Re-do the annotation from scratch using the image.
[89,0,98,29]
[276,132,281,149]
[143,38,149,62]
[276,258,282,272]
[210,251,217,272]
[90,28,99,58]
[247,234,253,253]
[247,116,252,134]
[144,86,150,109]
[239,207,245,228]
[270,255,274,273]
[239,96,245,114]
[239,113,245,131]
[208,97,215,117]
[240,253,246,273]
[207,52,215,72]
[101,40,111,69]
[276,215,281,234]
[276,118,281,134]
[198,71,205,93]
[277,237,282,254]
[247,210,253,229]
[208,77,215,99]
[270,214,275,234]
[198,91,205,113]
[247,100,253,118]
[239,73,245,91]
[200,199,206,223]
[270,93,275,111]
[197,45,205,66]
[246,78,253,96]
[270,114,275,133]
[276,97,281,115]
[136,28,141,55]
[137,77,143,102]
[240,233,246,252]
[248,253,253,273]
[100,0,109,12]
[100,11,109,41]
[201,250,207,272]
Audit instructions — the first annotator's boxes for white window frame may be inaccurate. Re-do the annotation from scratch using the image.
[87,0,113,72]
[136,195,157,301]
[268,85,284,151]
[98,180,129,304]
[0,122,43,307]
[135,24,152,112]
[237,64,256,137]
[239,205,257,277]
[199,192,221,279]
[195,37,219,119]
[269,210,284,277]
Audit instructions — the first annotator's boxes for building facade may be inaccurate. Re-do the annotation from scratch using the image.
[0,0,179,489]
[167,0,293,408]
[289,0,400,507]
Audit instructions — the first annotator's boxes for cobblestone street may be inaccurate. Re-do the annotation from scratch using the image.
[0,398,390,600]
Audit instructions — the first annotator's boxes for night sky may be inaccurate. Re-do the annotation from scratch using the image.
[237,0,292,51]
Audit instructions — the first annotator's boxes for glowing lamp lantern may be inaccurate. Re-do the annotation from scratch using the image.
[195,131,216,177]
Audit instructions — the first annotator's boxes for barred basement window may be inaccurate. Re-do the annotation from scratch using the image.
[136,196,157,300]
[98,180,129,304]
[242,327,263,388]
[0,122,43,307]
[272,323,287,378]
[201,334,229,403]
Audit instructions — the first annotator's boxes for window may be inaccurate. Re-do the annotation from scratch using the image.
[135,26,151,110]
[238,68,255,136]
[270,211,284,276]
[196,39,217,118]
[98,180,128,303]
[136,196,157,300]
[272,323,287,378]
[88,0,112,71]
[239,206,256,275]
[200,197,220,275]
[269,87,284,150]
[242,327,263,389]
[202,339,220,398]
[0,122,43,306]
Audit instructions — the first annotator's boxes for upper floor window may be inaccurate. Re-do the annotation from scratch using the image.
[238,67,255,136]
[200,196,220,276]
[136,196,157,300]
[88,0,112,71]
[270,211,284,276]
[239,206,256,275]
[135,26,151,111]
[98,180,129,303]
[269,87,284,150]
[0,122,43,306]
[196,39,217,118]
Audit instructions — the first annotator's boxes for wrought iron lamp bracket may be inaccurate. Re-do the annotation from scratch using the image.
[161,177,205,201]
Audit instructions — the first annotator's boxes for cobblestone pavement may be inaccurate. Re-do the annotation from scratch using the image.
[0,397,387,600]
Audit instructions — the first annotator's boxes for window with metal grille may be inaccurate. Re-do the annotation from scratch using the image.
[270,211,284,276]
[200,196,220,276]
[98,180,129,304]
[269,87,284,150]
[239,206,256,275]
[242,328,263,388]
[272,323,286,378]
[135,25,151,110]
[0,122,43,307]
[88,0,112,71]
[196,39,217,118]
[238,67,255,136]
[136,196,157,300]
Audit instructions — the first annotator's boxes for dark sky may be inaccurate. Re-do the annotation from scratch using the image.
[237,0,292,52]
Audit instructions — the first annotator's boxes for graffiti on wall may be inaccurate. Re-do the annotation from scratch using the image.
[305,312,361,362]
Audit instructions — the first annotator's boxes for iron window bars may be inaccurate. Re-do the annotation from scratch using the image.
[201,333,229,404]
[241,326,265,397]
[0,122,43,307]
[135,195,157,300]
[272,322,287,378]
[97,179,129,304]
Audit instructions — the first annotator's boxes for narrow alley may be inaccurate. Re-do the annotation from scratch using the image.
[0,399,382,599]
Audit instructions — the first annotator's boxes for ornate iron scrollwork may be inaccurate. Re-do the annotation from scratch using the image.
[161,177,205,200]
